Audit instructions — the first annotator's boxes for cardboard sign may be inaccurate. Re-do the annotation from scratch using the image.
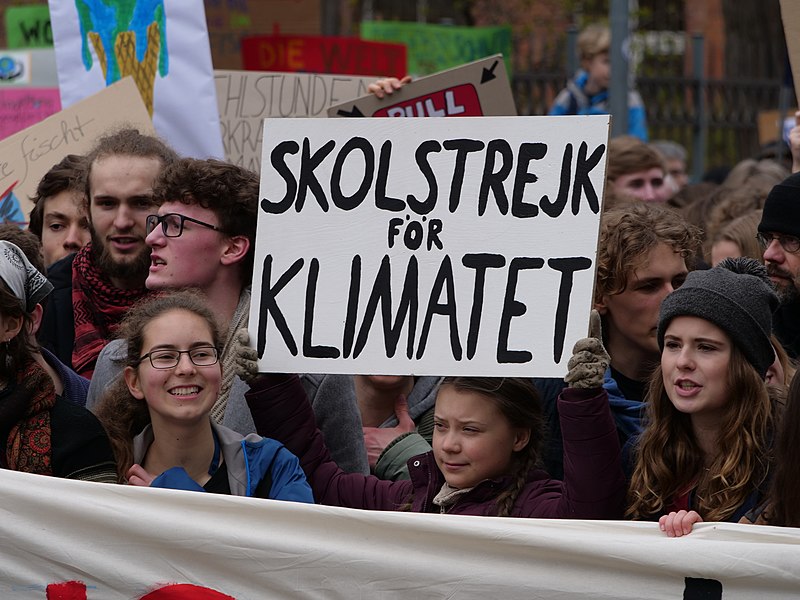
[328,55,516,119]
[360,21,512,76]
[0,87,60,139]
[781,0,800,105]
[0,76,153,220]
[206,0,321,70]
[757,108,798,145]
[250,116,609,377]
[241,33,407,77]
[215,69,376,171]
[5,4,52,49]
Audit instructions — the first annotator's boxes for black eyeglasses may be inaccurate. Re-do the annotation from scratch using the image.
[146,213,223,238]
[138,346,220,369]
[756,232,800,254]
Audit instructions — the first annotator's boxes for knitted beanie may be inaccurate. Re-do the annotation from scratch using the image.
[759,171,800,237]
[657,258,778,378]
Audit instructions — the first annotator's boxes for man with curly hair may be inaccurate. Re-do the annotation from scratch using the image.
[537,201,701,478]
[87,158,259,435]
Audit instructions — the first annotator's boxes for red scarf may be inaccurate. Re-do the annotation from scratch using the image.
[72,244,149,378]
[6,359,56,474]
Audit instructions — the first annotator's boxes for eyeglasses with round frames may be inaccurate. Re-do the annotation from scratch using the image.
[138,346,220,369]
[756,232,800,254]
[146,213,223,238]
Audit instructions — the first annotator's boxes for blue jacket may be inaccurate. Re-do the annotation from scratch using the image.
[134,421,314,502]
[549,70,648,141]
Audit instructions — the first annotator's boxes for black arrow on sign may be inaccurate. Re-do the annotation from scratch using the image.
[481,60,499,84]
[337,106,365,117]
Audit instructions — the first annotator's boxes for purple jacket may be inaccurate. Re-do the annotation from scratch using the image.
[247,375,625,518]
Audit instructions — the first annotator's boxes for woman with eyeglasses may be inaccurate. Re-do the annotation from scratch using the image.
[94,289,314,501]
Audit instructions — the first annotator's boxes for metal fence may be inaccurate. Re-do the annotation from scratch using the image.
[511,70,789,176]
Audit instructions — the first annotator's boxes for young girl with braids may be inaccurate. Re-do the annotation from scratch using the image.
[236,313,626,518]
[626,258,778,536]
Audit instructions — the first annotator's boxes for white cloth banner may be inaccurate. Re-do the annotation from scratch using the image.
[0,469,799,599]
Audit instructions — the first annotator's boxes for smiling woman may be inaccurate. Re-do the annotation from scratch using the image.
[625,258,779,534]
[93,290,313,503]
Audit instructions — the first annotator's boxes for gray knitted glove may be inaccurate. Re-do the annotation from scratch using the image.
[564,310,610,389]
[232,328,260,383]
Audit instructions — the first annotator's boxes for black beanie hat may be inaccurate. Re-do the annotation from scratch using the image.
[759,171,800,236]
[657,258,778,378]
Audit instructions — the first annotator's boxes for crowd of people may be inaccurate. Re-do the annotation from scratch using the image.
[4,24,800,539]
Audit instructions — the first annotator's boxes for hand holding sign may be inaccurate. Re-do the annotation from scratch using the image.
[363,394,416,470]
[367,75,413,99]
[659,510,703,537]
[563,310,609,390]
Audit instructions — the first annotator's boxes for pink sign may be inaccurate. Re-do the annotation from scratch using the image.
[0,87,61,140]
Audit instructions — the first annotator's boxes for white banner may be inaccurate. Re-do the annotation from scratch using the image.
[250,115,609,377]
[0,469,799,599]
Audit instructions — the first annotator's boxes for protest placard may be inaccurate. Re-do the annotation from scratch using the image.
[0,76,152,221]
[781,0,800,105]
[240,33,407,77]
[206,0,321,70]
[250,115,609,377]
[5,4,52,49]
[49,0,223,159]
[215,69,376,171]
[0,87,60,139]
[360,21,512,76]
[328,55,515,118]
[0,468,799,599]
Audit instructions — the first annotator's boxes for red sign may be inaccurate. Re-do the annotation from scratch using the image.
[373,84,482,117]
[241,34,407,77]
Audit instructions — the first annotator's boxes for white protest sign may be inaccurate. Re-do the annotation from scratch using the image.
[214,69,376,172]
[250,115,609,377]
[0,468,799,599]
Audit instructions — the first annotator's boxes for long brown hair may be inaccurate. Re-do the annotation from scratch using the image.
[94,290,221,481]
[764,373,800,526]
[627,344,772,522]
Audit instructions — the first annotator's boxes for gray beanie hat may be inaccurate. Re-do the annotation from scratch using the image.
[657,257,778,378]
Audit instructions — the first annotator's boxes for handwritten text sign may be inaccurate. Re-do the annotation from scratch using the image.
[328,55,516,119]
[0,76,152,219]
[5,4,52,49]
[215,69,375,171]
[0,87,60,139]
[250,116,609,377]
[360,21,512,76]
[241,34,407,78]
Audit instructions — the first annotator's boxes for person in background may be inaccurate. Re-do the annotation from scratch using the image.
[37,128,178,375]
[709,210,763,266]
[538,201,701,479]
[0,239,116,481]
[651,140,689,191]
[605,136,671,204]
[757,172,800,359]
[549,23,648,141]
[28,154,91,268]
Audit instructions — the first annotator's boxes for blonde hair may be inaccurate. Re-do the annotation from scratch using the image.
[578,24,610,62]
[709,209,763,265]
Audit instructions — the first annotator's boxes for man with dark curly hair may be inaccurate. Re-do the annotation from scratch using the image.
[86,158,259,435]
